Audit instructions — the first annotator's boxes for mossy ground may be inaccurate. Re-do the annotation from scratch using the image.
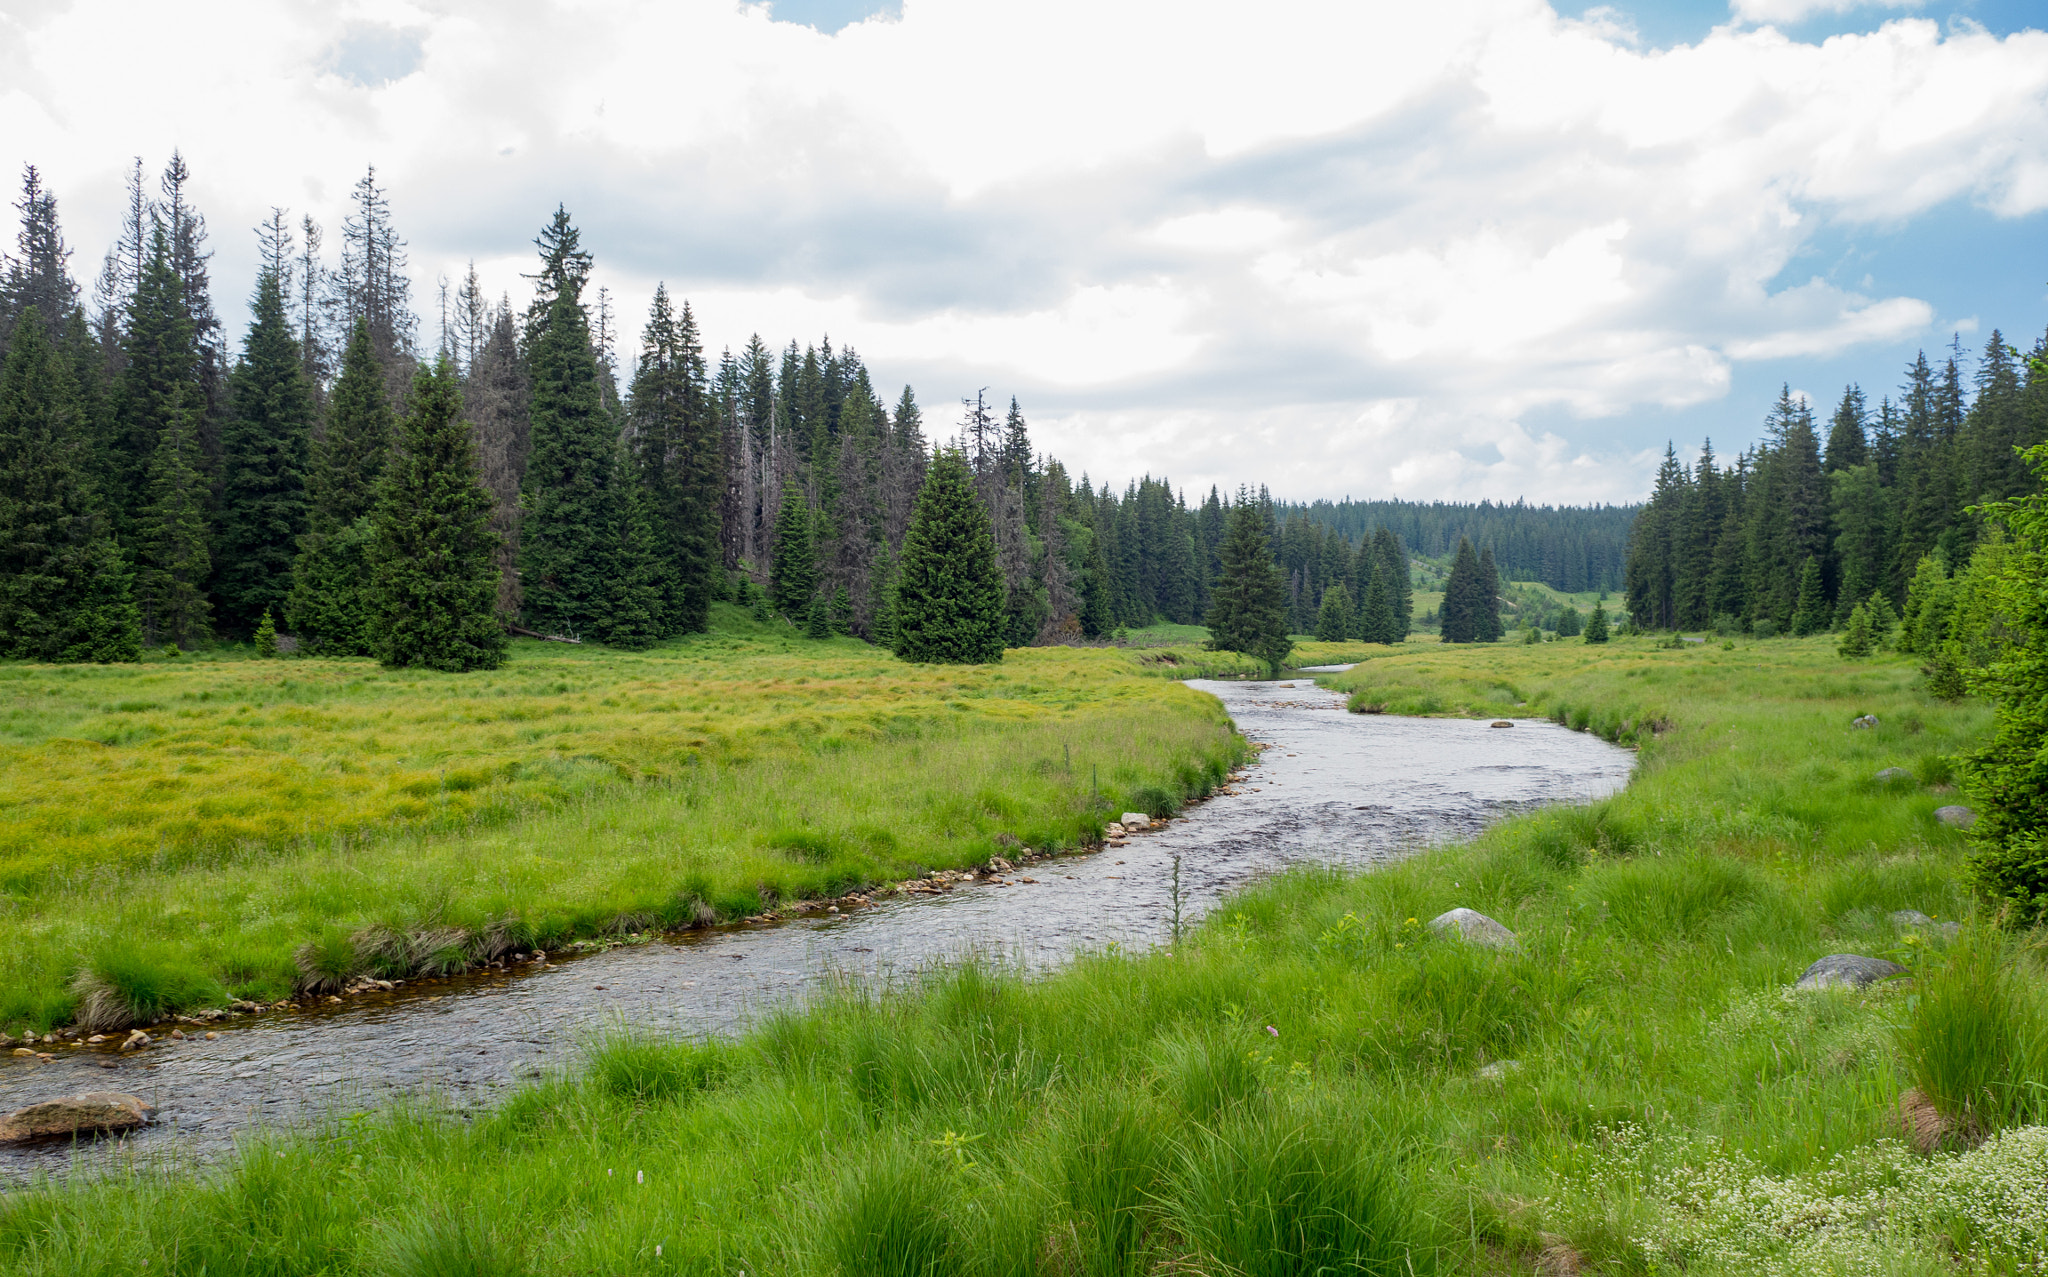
[5,634,2042,1275]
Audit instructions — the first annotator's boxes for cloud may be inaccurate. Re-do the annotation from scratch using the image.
[3,0,2046,503]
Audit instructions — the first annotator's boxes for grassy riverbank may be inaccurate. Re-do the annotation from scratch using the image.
[8,635,2046,1275]
[0,609,1261,1032]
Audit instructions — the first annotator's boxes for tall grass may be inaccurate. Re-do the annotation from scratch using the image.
[1,635,2032,1274]
[1901,931,2048,1131]
[2,620,1257,1031]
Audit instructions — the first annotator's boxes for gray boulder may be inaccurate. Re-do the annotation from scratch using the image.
[1796,954,1908,991]
[1874,767,1912,783]
[0,1092,152,1144]
[1429,908,1518,950]
[1119,813,1150,831]
[1851,715,1880,729]
[1935,805,1976,830]
[1889,909,1934,926]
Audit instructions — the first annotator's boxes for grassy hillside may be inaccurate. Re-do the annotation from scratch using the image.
[6,635,2040,1275]
[0,609,1262,1031]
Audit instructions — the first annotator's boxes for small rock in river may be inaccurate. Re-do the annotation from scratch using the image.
[1935,805,1976,830]
[205,1032,218,1040]
[0,1092,153,1144]
[120,1031,149,1051]
[1490,720,1513,728]
[9,1048,31,1058]
[1428,908,1518,950]
[1796,954,1908,991]
[1120,813,1150,831]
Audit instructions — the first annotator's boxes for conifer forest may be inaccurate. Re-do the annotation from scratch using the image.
[0,158,1658,666]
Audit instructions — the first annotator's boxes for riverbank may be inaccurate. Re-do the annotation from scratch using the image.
[6,635,2041,1275]
[2,611,1317,1034]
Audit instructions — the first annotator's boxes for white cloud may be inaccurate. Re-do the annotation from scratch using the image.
[3,0,2047,503]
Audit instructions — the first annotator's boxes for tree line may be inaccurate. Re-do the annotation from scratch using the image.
[1623,338,2047,638]
[1282,496,1633,593]
[0,158,1470,668]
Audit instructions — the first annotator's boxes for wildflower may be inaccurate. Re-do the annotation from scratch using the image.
[637,1169,644,1184]
[1265,1025,1279,1037]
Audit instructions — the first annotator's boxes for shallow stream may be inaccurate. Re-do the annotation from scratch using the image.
[0,677,1633,1182]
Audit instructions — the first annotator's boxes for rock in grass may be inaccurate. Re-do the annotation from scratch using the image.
[0,1092,152,1144]
[1428,908,1517,950]
[1874,767,1912,783]
[1119,813,1150,831]
[1796,954,1907,990]
[1935,805,1976,830]
[1851,714,1879,729]
[1889,909,1934,926]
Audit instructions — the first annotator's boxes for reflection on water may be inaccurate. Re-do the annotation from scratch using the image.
[1,679,1632,1180]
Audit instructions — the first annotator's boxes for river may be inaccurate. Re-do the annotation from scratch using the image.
[0,676,1634,1182]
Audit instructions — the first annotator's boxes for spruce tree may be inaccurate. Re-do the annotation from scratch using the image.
[893,449,1005,664]
[138,380,211,648]
[769,480,816,621]
[113,223,199,545]
[518,268,623,641]
[1584,600,1610,644]
[868,541,899,648]
[805,592,833,640]
[289,317,391,654]
[603,457,664,651]
[1080,513,1113,638]
[1358,566,1395,643]
[1203,493,1292,673]
[1556,606,1583,637]
[627,287,718,636]
[1439,537,1481,642]
[1791,556,1829,635]
[364,357,505,671]
[1837,601,1873,657]
[214,267,311,638]
[1476,545,1504,641]
[1373,526,1411,637]
[0,309,140,661]
[1958,442,2048,922]
[1313,581,1352,641]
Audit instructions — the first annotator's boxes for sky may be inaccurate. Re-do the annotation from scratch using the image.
[2,0,2046,507]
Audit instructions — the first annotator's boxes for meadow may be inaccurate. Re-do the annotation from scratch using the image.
[0,608,1370,1031]
[6,633,2044,1275]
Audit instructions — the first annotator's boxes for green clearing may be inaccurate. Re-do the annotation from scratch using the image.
[5,634,2043,1274]
[0,607,1263,1030]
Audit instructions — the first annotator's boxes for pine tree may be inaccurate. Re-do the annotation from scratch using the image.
[1584,600,1610,644]
[112,222,199,544]
[253,608,277,657]
[1439,537,1482,642]
[603,453,665,650]
[138,380,212,648]
[1358,566,1395,643]
[1080,511,1113,638]
[1203,492,1292,673]
[627,287,719,635]
[214,266,311,638]
[0,309,139,661]
[1476,545,1504,641]
[289,317,390,654]
[1555,606,1583,637]
[769,479,816,621]
[364,357,505,671]
[1958,442,2048,921]
[465,304,529,617]
[805,592,832,640]
[1837,602,1873,657]
[1373,527,1411,638]
[1791,556,1829,635]
[518,251,623,641]
[868,541,899,648]
[893,449,1005,664]
[1314,581,1352,641]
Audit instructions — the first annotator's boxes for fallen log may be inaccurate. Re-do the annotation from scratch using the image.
[506,625,583,644]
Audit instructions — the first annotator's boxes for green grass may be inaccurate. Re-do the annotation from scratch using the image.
[0,610,1264,1030]
[5,634,2045,1275]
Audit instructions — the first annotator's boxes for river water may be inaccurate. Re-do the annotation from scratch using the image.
[0,678,1633,1182]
